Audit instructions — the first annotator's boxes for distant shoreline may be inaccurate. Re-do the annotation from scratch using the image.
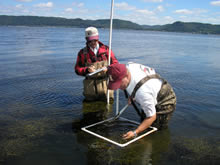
[0,15,220,35]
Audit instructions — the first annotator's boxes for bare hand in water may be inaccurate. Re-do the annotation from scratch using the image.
[123,131,136,140]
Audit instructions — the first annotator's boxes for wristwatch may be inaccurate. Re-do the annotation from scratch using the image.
[133,130,137,138]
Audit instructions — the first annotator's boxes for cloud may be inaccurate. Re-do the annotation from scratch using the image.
[34,2,53,8]
[115,2,136,10]
[142,0,163,2]
[174,8,207,16]
[164,16,173,20]
[16,0,32,2]
[210,1,220,6]
[136,9,154,15]
[72,2,84,8]
[63,2,88,16]
[193,9,208,14]
[15,4,23,9]
[115,2,154,15]
[114,2,156,25]
[174,9,193,14]
[21,9,30,13]
[65,8,73,13]
[77,3,84,8]
[157,5,164,12]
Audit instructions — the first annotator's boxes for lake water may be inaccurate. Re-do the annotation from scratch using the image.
[0,26,220,165]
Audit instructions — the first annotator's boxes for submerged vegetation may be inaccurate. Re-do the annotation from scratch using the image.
[0,101,220,164]
[0,118,55,162]
[163,137,220,165]
[0,102,65,163]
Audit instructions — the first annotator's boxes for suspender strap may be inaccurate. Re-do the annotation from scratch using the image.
[124,90,145,120]
[130,74,163,99]
[126,74,164,121]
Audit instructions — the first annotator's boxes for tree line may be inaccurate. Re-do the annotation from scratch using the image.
[0,15,220,34]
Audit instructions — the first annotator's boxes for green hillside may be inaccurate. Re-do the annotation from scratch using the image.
[0,15,220,34]
[160,21,220,34]
[0,15,143,30]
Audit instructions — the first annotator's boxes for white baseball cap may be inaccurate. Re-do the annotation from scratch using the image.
[85,27,99,41]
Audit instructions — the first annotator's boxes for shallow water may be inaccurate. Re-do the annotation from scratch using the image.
[0,26,220,164]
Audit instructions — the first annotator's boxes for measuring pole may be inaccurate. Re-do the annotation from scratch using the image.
[107,0,115,104]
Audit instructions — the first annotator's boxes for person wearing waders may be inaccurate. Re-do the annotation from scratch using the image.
[75,27,118,101]
[107,62,176,139]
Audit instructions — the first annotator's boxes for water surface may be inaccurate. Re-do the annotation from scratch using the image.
[0,26,220,165]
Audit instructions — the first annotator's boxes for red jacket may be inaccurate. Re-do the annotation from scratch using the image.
[75,41,118,76]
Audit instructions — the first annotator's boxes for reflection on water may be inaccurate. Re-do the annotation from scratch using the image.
[72,101,112,132]
[0,26,220,164]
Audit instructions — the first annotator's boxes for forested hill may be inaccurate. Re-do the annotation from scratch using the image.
[156,21,220,34]
[0,15,220,34]
[0,15,142,30]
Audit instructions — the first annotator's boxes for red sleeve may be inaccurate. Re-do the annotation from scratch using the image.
[74,50,88,76]
[110,50,118,64]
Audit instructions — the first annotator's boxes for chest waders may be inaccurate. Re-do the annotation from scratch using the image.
[127,74,176,129]
[82,47,114,101]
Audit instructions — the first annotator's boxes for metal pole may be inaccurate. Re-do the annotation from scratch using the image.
[116,89,119,114]
[107,0,114,104]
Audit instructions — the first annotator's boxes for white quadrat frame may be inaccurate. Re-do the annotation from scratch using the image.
[81,116,158,147]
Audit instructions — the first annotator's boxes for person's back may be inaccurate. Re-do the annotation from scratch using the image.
[125,62,164,118]
[107,63,176,139]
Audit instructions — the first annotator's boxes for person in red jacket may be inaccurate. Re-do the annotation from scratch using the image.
[75,27,118,101]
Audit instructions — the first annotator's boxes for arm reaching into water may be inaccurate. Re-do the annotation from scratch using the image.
[123,113,156,139]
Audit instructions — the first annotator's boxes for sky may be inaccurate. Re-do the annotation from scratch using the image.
[0,0,220,25]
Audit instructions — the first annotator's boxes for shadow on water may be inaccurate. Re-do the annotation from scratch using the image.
[72,100,113,132]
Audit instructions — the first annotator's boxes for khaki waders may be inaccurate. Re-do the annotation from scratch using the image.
[83,60,114,102]
[154,78,176,129]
